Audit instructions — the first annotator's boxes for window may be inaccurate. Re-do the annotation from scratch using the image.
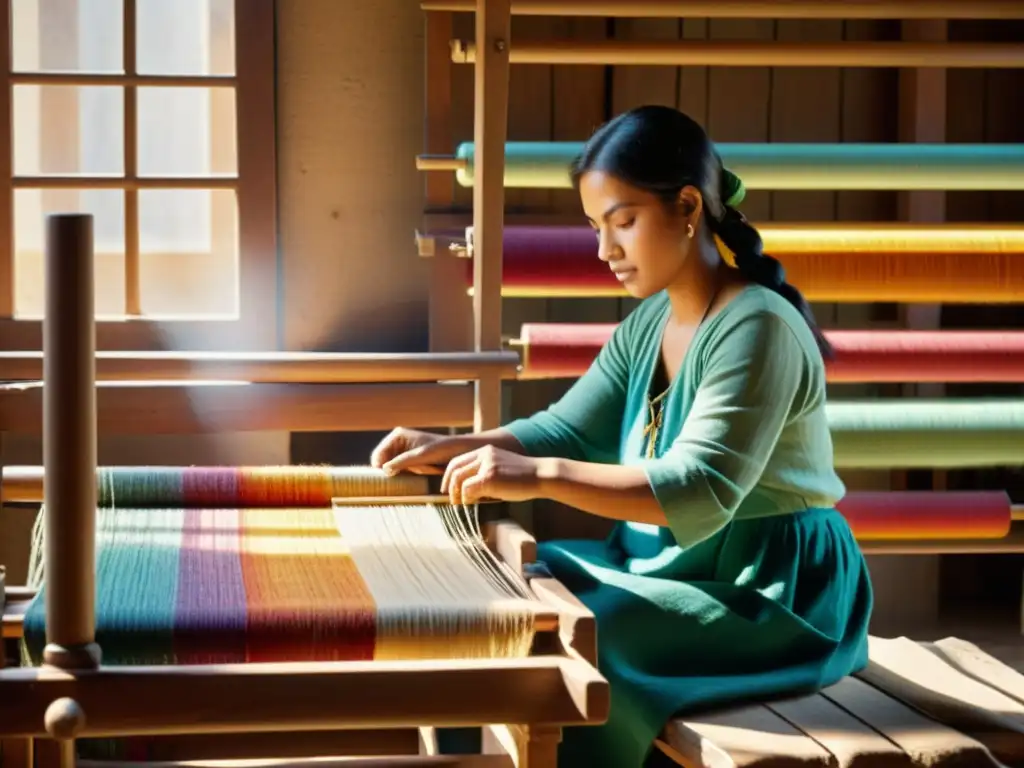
[0,0,278,351]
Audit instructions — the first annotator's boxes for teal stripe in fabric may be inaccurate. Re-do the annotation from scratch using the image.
[23,508,184,666]
[97,467,186,506]
[453,141,1024,191]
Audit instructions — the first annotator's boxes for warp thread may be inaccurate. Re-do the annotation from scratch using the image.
[25,465,538,664]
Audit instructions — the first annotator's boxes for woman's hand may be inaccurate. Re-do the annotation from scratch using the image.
[441,445,547,505]
[371,428,470,476]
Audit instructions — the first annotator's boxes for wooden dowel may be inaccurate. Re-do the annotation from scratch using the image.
[423,0,1024,20]
[78,759,512,768]
[0,656,604,737]
[41,214,102,671]
[859,527,1024,555]
[332,494,499,506]
[44,698,86,768]
[451,40,1024,68]
[7,467,1024,523]
[3,585,35,602]
[9,72,235,87]
[0,350,521,384]
[417,155,469,172]
[76,728,423,760]
[4,600,28,638]
[470,0,511,433]
[0,592,558,639]
[123,0,140,317]
[11,176,240,190]
[0,382,481,436]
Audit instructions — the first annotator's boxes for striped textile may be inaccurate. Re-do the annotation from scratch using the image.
[22,465,531,666]
[24,506,381,665]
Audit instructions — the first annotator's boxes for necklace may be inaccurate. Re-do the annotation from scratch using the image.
[643,282,722,460]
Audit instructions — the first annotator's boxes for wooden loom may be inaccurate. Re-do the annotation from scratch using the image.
[3,3,1024,768]
[0,211,609,768]
[0,1,607,760]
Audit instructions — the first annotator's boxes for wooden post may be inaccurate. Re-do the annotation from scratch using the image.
[424,11,473,356]
[887,19,948,628]
[41,214,101,671]
[471,0,512,432]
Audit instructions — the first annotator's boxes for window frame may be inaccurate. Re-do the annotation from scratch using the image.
[0,0,279,352]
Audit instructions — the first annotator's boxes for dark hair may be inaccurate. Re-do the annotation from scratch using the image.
[569,105,833,359]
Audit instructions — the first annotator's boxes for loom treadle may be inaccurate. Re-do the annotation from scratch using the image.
[656,635,1024,768]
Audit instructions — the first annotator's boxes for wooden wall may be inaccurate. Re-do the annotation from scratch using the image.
[433,13,1024,628]
[2,4,1021,634]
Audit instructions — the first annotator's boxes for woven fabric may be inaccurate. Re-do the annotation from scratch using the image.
[91,465,427,508]
[21,465,536,666]
[23,506,378,665]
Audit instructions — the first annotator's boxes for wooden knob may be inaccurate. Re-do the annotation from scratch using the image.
[44,697,86,741]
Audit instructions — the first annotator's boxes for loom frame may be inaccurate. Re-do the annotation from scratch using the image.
[450,39,1024,68]
[0,2,614,766]
[0,519,608,766]
[420,0,1024,19]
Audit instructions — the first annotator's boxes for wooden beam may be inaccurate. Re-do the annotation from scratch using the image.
[470,0,512,431]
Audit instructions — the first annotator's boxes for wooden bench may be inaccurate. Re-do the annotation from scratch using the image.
[5,525,1024,768]
[491,520,1024,768]
[656,635,1024,768]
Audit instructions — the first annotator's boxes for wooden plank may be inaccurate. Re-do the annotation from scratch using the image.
[529,14,611,543]
[500,13,558,531]
[893,19,948,506]
[764,693,910,768]
[927,637,1024,706]
[676,18,708,125]
[706,18,773,221]
[0,0,13,320]
[769,17,841,332]
[610,16,679,111]
[831,18,899,497]
[0,738,32,768]
[0,383,477,435]
[658,704,832,768]
[425,10,474,355]
[469,0,512,432]
[820,676,998,767]
[500,15,555,399]
[857,636,1024,765]
[450,11,476,211]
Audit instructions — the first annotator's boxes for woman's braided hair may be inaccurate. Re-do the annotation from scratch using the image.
[570,105,833,359]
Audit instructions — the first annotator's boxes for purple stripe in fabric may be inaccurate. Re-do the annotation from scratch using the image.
[173,508,248,663]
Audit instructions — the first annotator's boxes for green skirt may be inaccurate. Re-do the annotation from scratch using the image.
[545,507,873,768]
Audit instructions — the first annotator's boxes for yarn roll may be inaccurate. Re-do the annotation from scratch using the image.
[93,465,429,507]
[458,225,1024,303]
[836,491,1012,540]
[828,400,1024,469]
[517,323,1024,383]
[453,141,1024,190]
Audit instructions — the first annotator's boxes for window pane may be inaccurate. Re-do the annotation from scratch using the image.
[139,189,239,319]
[13,85,124,177]
[137,87,236,177]
[14,188,126,319]
[136,0,235,76]
[12,0,123,74]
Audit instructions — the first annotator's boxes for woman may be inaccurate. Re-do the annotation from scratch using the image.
[371,105,873,768]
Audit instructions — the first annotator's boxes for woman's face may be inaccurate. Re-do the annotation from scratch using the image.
[579,171,697,299]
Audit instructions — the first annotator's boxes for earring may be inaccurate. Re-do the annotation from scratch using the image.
[686,223,694,239]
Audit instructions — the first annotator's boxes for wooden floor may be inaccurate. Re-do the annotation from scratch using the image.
[657,633,1024,768]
